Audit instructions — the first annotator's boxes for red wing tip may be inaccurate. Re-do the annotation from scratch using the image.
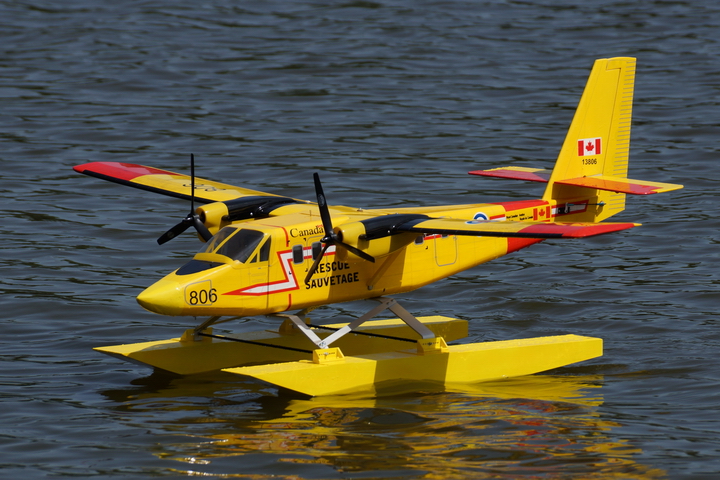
[518,222,639,238]
[73,162,180,181]
[562,223,639,238]
[468,169,504,176]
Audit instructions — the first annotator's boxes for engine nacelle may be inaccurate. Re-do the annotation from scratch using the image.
[196,202,231,236]
[336,221,418,260]
[197,196,302,237]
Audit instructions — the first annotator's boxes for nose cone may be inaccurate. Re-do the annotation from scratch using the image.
[137,278,185,316]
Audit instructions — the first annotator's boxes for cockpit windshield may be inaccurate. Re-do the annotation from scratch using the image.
[199,227,265,263]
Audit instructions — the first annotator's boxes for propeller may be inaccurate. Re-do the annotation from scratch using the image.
[305,173,375,284]
[157,154,213,245]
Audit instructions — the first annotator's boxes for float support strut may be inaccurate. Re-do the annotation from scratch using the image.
[277,297,435,349]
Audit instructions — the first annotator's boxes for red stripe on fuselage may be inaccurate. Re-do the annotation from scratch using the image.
[492,200,548,212]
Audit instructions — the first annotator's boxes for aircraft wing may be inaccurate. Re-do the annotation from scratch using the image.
[397,217,639,238]
[73,162,295,203]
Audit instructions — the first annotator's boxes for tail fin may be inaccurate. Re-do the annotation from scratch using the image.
[471,57,682,223]
[541,57,637,221]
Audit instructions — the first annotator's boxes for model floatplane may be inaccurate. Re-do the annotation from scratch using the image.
[76,57,681,396]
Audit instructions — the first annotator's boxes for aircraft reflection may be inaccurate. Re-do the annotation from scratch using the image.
[101,374,665,478]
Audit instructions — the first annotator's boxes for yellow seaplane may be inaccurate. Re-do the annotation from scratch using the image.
[75,57,681,396]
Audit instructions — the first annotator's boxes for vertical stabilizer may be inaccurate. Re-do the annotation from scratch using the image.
[543,57,636,221]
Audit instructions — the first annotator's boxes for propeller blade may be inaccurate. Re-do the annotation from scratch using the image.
[158,217,193,245]
[304,243,331,284]
[190,153,196,214]
[337,240,375,263]
[309,172,375,265]
[192,214,213,242]
[313,173,334,239]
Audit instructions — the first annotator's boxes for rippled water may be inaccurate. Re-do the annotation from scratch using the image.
[2,1,718,478]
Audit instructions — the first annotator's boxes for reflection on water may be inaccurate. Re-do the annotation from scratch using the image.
[101,374,664,478]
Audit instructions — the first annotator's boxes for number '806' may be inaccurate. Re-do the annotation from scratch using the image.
[188,289,217,305]
[185,282,217,306]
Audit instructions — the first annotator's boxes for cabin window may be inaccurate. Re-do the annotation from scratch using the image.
[292,245,304,264]
[311,241,323,260]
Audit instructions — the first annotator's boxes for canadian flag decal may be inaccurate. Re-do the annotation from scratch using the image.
[577,137,602,156]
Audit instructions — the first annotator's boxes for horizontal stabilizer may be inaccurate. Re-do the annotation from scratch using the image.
[468,167,552,183]
[555,175,683,195]
[398,217,639,238]
[74,162,286,203]
[469,167,682,195]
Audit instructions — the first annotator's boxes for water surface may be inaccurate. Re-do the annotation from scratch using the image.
[1,1,718,478]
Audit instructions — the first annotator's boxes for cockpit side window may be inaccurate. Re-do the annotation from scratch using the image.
[200,227,236,254]
[248,238,271,264]
[217,229,265,263]
[199,227,266,263]
[258,238,271,262]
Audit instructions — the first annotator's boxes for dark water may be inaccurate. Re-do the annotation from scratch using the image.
[2,1,718,478]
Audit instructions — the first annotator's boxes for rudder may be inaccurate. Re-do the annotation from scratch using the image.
[542,57,636,221]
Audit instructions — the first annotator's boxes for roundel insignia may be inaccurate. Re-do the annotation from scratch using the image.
[465,212,489,225]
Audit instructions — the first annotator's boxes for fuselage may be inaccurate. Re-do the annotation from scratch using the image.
[135,196,594,317]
